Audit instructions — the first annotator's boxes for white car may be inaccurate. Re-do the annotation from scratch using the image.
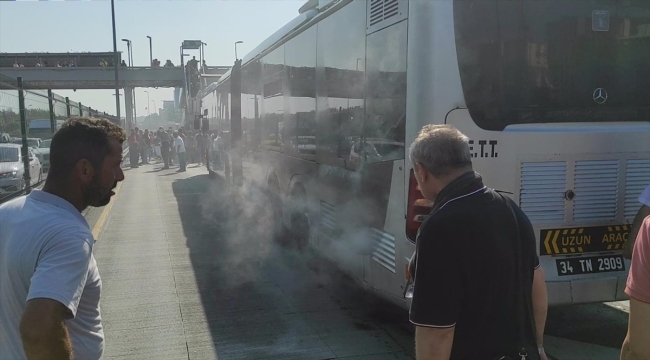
[0,144,43,196]
[34,139,51,173]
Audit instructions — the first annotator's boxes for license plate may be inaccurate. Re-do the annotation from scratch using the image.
[556,255,625,276]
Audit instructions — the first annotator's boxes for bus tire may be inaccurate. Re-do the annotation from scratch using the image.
[289,185,310,250]
[266,177,286,245]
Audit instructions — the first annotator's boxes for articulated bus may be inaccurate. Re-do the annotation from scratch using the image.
[203,0,650,308]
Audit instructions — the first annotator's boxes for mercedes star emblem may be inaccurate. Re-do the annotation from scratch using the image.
[593,88,608,104]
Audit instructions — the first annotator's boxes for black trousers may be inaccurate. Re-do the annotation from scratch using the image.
[161,141,170,167]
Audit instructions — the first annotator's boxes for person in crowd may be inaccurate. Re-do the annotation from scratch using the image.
[153,131,162,159]
[13,61,19,68]
[407,125,547,360]
[43,60,50,67]
[624,184,650,259]
[185,130,196,164]
[68,60,77,68]
[120,60,127,67]
[19,62,24,68]
[202,59,208,73]
[56,61,62,68]
[0,117,126,360]
[141,129,151,164]
[212,131,223,169]
[158,127,170,169]
[173,131,186,172]
[621,207,650,359]
[164,60,174,68]
[168,129,177,166]
[128,128,139,168]
[194,131,205,166]
[62,60,68,67]
[35,60,42,67]
[99,59,108,68]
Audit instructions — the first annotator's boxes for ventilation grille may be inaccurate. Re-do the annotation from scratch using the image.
[369,0,399,26]
[520,162,567,223]
[320,201,336,234]
[625,159,650,219]
[367,0,406,34]
[573,160,619,222]
[370,227,396,273]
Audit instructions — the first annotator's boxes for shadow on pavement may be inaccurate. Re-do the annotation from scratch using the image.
[171,174,415,360]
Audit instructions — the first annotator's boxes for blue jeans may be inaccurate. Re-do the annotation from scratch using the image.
[178,151,186,171]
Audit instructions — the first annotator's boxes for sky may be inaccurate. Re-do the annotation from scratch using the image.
[0,0,303,117]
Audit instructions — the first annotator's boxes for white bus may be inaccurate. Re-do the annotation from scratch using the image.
[203,0,650,307]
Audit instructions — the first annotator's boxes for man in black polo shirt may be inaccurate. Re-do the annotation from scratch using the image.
[408,125,548,360]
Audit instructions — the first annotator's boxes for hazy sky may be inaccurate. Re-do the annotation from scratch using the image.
[0,0,303,116]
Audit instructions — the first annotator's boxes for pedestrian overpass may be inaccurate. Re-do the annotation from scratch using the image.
[0,66,230,129]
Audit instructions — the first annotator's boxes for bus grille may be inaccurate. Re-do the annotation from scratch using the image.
[520,161,567,223]
[320,201,337,235]
[370,227,396,273]
[573,160,619,222]
[625,159,650,219]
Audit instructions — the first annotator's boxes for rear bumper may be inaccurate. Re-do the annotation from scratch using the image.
[0,178,22,194]
[547,275,628,305]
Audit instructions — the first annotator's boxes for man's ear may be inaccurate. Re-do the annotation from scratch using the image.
[415,163,428,183]
[74,159,95,184]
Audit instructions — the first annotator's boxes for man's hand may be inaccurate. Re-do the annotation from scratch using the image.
[415,326,455,360]
[20,298,73,360]
[532,266,548,349]
[621,297,650,360]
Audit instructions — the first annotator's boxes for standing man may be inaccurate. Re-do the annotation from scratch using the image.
[0,117,126,360]
[195,131,205,166]
[158,126,170,170]
[623,184,650,259]
[173,131,186,172]
[407,125,548,360]
[621,213,650,359]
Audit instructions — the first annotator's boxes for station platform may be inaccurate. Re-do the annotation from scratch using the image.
[92,159,414,360]
[90,157,628,360]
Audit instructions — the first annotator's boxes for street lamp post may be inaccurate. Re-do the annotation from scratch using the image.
[235,41,243,61]
[121,39,136,126]
[121,39,132,66]
[110,0,120,122]
[144,90,150,115]
[146,36,153,66]
[151,100,157,114]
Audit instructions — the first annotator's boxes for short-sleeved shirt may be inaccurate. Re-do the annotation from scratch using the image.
[639,184,650,207]
[174,137,186,153]
[409,172,540,360]
[626,216,650,303]
[0,191,103,360]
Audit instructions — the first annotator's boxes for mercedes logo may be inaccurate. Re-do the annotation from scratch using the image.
[593,88,608,104]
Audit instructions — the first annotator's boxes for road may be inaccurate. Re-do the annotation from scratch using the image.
[87,161,628,360]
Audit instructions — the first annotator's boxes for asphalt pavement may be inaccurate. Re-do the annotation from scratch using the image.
[88,158,629,360]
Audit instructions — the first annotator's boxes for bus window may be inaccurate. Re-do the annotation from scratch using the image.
[363,20,407,164]
[315,0,366,168]
[261,46,285,152]
[454,0,650,131]
[285,27,317,160]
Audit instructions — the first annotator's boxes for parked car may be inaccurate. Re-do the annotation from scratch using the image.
[34,139,51,173]
[0,144,42,196]
[0,133,10,143]
[11,137,41,150]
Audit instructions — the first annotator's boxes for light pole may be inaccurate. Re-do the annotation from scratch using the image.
[151,100,157,115]
[122,39,136,126]
[144,90,150,115]
[201,42,207,72]
[146,36,152,66]
[121,39,132,66]
[110,0,120,122]
[235,41,243,61]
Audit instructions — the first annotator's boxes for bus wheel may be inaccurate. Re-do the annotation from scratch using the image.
[291,211,310,250]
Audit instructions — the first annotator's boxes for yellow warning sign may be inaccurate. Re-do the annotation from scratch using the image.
[540,225,628,255]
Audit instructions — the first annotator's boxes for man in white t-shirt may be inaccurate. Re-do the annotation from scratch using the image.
[0,117,126,360]
[624,184,650,259]
[174,131,186,172]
